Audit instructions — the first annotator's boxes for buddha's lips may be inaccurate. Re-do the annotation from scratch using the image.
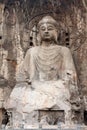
[44,34,50,37]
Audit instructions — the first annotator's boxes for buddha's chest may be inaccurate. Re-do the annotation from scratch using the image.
[33,46,63,81]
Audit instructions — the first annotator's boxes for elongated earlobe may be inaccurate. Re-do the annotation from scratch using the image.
[37,33,42,45]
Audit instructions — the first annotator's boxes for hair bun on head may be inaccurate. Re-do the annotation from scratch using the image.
[38,16,58,28]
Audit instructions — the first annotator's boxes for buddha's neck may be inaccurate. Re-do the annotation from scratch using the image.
[41,41,55,47]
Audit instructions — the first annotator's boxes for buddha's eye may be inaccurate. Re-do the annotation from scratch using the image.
[48,27,54,30]
[40,27,45,31]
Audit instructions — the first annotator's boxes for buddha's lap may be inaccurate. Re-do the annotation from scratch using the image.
[11,80,70,104]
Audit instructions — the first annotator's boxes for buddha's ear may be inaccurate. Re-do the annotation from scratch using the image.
[56,27,61,44]
[36,33,41,46]
[54,28,59,44]
[55,33,58,44]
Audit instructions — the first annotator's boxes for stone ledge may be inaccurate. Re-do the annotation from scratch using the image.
[1,125,87,130]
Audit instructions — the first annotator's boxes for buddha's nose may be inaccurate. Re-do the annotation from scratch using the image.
[44,28,48,33]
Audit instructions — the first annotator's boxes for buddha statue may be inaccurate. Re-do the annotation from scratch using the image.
[5,16,80,127]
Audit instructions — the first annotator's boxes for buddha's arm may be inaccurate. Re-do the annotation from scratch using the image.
[61,47,81,109]
[16,49,31,84]
[61,47,81,105]
[61,47,78,89]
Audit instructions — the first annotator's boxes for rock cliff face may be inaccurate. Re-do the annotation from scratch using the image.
[0,0,87,126]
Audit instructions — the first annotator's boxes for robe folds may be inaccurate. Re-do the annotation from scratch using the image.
[5,45,79,114]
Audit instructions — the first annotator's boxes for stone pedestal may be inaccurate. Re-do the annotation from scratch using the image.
[0,87,4,127]
[0,109,3,128]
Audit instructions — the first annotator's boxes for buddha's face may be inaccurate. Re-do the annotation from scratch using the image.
[39,23,58,42]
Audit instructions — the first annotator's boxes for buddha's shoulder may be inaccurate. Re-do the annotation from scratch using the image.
[26,46,40,55]
[55,45,70,51]
[26,46,70,54]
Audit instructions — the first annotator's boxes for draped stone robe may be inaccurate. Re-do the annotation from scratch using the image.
[18,45,77,83]
[6,45,79,116]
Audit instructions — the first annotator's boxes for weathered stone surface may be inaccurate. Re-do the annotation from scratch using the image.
[4,16,81,128]
[0,0,87,127]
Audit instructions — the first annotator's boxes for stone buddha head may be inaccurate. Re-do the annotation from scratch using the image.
[38,16,58,44]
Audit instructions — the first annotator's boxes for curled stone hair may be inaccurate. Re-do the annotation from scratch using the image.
[38,16,58,29]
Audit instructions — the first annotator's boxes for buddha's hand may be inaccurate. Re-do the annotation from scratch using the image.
[26,79,32,85]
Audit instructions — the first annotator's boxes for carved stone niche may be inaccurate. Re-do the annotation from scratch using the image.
[4,7,16,26]
[38,110,64,125]
[21,29,30,52]
[0,3,4,24]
